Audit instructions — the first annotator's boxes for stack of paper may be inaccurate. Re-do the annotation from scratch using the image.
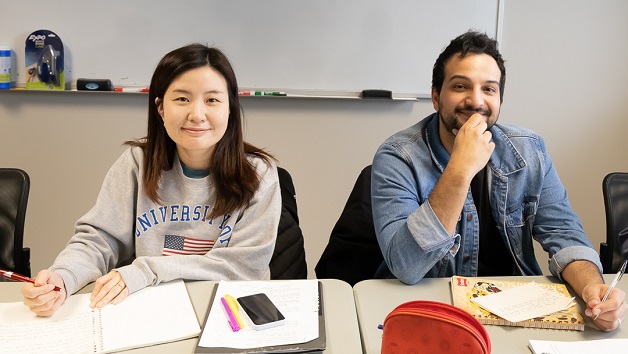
[470,282,575,323]
[451,276,585,330]
[196,279,323,353]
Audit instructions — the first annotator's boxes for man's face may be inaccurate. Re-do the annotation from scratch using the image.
[432,53,502,138]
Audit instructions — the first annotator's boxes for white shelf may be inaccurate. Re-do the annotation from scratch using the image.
[2,87,427,101]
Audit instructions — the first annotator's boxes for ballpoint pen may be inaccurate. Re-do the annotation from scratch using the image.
[0,269,62,291]
[594,259,627,320]
[225,294,245,329]
[221,296,240,332]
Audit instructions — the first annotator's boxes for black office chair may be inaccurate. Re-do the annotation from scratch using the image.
[269,167,307,279]
[0,168,31,277]
[600,172,628,274]
[315,165,385,286]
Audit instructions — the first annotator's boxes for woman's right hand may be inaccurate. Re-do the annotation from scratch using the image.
[21,270,67,317]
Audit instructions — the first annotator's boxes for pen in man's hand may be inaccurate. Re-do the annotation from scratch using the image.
[594,259,627,320]
[0,269,62,291]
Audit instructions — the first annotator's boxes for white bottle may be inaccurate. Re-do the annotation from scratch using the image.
[0,46,11,89]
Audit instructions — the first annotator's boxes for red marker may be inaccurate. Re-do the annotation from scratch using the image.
[114,87,149,93]
[0,269,61,291]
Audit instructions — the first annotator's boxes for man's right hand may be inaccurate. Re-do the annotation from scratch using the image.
[21,270,67,317]
[449,113,495,180]
[428,113,496,234]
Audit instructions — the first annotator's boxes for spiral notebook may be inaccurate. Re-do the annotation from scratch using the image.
[0,279,200,353]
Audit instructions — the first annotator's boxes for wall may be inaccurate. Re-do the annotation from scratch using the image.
[501,0,628,272]
[1,0,628,278]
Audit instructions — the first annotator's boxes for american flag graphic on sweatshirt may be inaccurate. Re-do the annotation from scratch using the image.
[162,235,214,256]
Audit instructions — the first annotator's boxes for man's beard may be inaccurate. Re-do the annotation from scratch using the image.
[439,105,496,136]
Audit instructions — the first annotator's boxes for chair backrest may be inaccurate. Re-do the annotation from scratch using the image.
[0,168,31,277]
[315,165,385,286]
[600,172,628,273]
[269,167,307,279]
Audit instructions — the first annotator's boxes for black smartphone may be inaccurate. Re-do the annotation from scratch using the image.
[236,293,285,330]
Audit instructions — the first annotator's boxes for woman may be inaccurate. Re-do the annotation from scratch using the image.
[21,44,281,316]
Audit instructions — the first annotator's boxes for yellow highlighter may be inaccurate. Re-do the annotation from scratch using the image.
[225,294,245,329]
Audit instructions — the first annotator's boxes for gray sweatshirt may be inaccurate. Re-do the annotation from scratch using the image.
[50,146,281,295]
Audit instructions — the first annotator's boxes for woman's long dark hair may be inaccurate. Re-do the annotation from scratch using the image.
[127,43,273,218]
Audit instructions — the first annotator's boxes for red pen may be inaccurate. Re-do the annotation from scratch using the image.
[0,269,61,291]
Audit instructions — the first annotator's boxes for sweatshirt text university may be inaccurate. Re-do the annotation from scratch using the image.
[136,204,232,239]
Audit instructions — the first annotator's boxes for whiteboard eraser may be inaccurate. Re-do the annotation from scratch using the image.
[77,78,113,91]
[361,89,392,99]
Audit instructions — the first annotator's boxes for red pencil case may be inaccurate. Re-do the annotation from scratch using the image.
[381,300,491,354]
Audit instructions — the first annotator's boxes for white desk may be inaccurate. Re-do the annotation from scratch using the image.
[0,278,362,353]
[353,275,628,354]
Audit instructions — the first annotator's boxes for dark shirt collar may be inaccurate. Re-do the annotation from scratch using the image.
[179,160,210,179]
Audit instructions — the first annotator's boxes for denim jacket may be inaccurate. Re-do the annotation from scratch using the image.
[371,113,601,285]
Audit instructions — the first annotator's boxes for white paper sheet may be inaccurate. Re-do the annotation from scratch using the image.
[529,339,628,354]
[198,279,319,349]
[470,282,575,323]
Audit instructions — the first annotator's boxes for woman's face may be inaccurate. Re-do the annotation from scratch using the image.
[157,66,230,169]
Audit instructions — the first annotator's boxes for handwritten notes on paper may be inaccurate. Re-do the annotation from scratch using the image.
[198,279,319,350]
[470,282,575,323]
[0,296,95,354]
[0,280,200,354]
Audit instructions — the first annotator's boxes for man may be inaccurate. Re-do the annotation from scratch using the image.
[371,30,626,331]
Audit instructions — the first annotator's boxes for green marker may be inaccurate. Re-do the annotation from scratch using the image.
[239,91,286,96]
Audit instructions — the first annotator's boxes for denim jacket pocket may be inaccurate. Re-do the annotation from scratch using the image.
[504,198,539,253]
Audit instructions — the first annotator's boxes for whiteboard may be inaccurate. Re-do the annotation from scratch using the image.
[1,0,501,96]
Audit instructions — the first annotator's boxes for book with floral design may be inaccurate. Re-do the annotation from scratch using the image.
[451,276,585,331]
